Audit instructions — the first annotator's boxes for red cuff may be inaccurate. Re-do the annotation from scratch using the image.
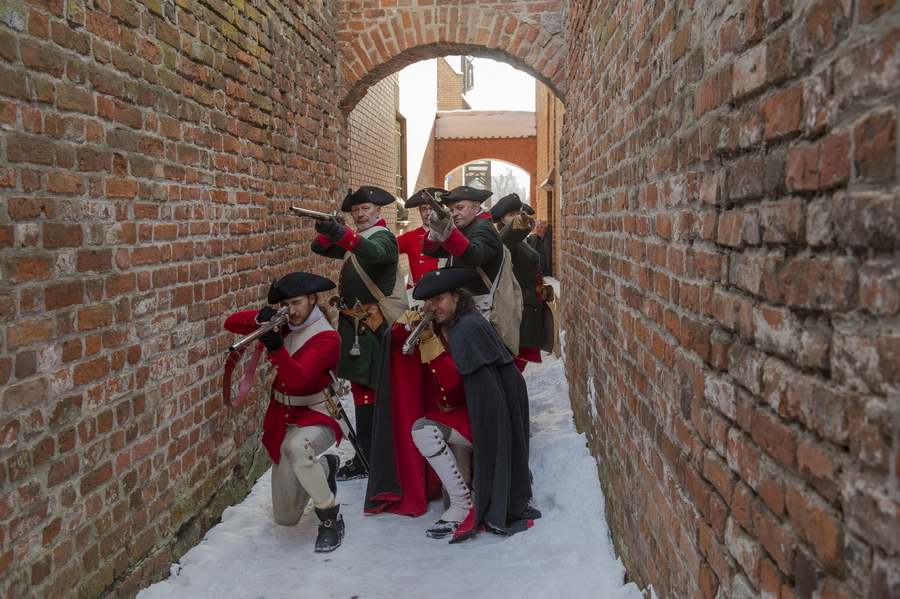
[335,228,361,251]
[316,233,333,247]
[441,228,470,257]
[422,236,440,253]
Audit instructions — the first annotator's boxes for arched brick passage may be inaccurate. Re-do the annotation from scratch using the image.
[336,2,566,112]
[435,137,537,200]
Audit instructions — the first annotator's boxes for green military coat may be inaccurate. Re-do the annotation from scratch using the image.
[312,223,399,389]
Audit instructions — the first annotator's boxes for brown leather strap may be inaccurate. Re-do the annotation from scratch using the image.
[340,303,384,332]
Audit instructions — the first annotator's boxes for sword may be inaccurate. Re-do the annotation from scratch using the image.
[322,371,370,474]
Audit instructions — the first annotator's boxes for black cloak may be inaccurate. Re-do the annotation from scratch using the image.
[447,312,537,542]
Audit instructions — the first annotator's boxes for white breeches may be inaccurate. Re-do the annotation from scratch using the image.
[271,424,336,526]
[411,419,473,523]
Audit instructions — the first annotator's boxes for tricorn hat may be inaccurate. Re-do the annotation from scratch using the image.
[268,272,336,304]
[439,186,493,205]
[405,187,448,209]
[489,193,534,223]
[340,186,396,212]
[412,266,481,301]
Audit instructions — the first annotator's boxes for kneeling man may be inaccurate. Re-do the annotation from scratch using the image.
[224,272,346,552]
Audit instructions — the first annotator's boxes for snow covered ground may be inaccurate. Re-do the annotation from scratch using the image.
[137,354,648,599]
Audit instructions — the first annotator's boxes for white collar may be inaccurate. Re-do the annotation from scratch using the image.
[288,305,323,331]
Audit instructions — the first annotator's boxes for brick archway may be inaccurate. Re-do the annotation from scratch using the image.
[336,2,566,112]
[435,138,537,201]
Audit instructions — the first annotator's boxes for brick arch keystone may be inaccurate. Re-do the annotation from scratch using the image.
[336,2,567,112]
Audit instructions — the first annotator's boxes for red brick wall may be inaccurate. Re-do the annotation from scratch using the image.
[562,1,900,598]
[0,0,344,596]
[434,137,537,200]
[347,73,401,228]
[535,81,564,277]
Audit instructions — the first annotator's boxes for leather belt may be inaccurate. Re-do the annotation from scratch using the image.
[274,390,325,407]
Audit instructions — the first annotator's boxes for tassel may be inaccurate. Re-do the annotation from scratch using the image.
[350,314,361,356]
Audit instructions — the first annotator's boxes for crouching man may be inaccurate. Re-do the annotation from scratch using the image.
[223,272,346,552]
[408,266,540,542]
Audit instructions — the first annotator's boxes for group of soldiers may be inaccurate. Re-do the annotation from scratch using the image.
[224,184,555,551]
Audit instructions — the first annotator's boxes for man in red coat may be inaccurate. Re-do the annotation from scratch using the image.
[366,267,539,543]
[396,187,445,288]
[224,272,345,552]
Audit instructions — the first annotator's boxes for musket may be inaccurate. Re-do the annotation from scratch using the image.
[420,188,451,219]
[290,206,346,225]
[402,302,435,354]
[227,306,289,353]
[323,371,370,474]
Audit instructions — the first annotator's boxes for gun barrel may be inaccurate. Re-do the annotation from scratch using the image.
[227,307,289,353]
[421,189,451,219]
[402,309,435,354]
[290,206,331,221]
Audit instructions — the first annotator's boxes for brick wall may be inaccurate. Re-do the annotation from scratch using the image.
[562,1,900,598]
[437,57,469,111]
[535,81,564,278]
[434,137,537,200]
[347,73,401,229]
[0,0,344,596]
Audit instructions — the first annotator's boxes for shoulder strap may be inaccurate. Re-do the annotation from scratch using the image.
[342,225,390,300]
[349,253,385,300]
[475,246,507,299]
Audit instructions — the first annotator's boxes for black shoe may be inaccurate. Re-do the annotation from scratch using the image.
[335,458,367,481]
[314,504,345,552]
[426,520,460,539]
[324,454,340,496]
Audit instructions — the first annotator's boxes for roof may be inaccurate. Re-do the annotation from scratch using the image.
[435,110,536,139]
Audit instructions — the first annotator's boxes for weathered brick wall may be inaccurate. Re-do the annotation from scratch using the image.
[0,0,344,596]
[437,56,468,111]
[562,1,900,598]
[535,80,563,277]
[347,73,401,228]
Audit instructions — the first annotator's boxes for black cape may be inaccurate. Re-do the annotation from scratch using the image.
[366,312,539,541]
[447,312,537,542]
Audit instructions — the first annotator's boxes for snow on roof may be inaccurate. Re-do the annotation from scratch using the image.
[435,110,536,139]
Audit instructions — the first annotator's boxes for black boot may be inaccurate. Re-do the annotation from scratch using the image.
[425,520,460,539]
[314,504,345,552]
[335,457,367,481]
[323,454,340,496]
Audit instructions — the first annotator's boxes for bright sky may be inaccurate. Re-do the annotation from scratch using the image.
[463,57,536,111]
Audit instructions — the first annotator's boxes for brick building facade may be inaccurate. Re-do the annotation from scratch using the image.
[1,0,898,597]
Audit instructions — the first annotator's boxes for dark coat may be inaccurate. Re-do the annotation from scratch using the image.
[526,231,552,277]
[446,312,537,542]
[499,221,544,350]
[422,214,502,296]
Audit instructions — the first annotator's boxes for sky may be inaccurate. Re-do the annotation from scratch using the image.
[136,349,654,599]
[465,57,536,112]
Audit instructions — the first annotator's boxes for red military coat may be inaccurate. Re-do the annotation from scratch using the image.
[397,226,439,287]
[224,309,342,463]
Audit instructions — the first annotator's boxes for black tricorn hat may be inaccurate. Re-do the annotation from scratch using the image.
[268,272,336,304]
[489,193,534,223]
[412,266,481,301]
[439,186,493,205]
[405,187,448,209]
[340,186,396,212]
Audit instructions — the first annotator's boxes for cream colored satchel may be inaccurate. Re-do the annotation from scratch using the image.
[475,246,523,354]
